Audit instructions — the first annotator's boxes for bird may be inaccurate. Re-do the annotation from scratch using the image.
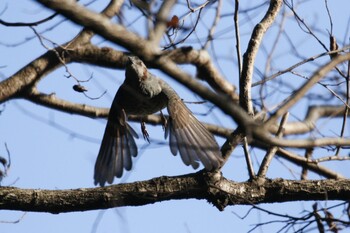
[94,56,223,186]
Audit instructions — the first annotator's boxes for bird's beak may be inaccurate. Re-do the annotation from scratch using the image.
[128,56,136,64]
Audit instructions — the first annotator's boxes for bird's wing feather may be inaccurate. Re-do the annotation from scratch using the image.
[161,81,223,170]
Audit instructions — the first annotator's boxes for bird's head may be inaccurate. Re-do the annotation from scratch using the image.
[126,56,148,82]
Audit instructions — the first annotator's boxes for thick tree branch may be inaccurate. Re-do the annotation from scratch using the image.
[0,49,61,103]
[66,0,125,45]
[1,172,349,213]
[240,0,282,114]
[36,0,153,56]
[255,128,350,148]
[25,89,110,118]
[269,105,347,135]
[162,48,238,101]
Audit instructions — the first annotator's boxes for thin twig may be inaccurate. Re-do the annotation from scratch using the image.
[324,0,333,35]
[233,0,242,77]
[291,71,350,109]
[252,45,350,87]
[260,7,287,111]
[265,53,350,126]
[0,212,27,224]
[185,0,210,12]
[335,49,350,156]
[31,27,106,100]
[30,26,78,80]
[314,155,350,163]
[0,13,57,27]
[284,0,328,52]
[257,112,289,177]
[204,0,222,49]
[243,137,255,179]
[163,8,204,49]
[301,148,313,180]
[276,148,344,179]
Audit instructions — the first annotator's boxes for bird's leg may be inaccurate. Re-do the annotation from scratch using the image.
[141,120,150,143]
[160,110,168,131]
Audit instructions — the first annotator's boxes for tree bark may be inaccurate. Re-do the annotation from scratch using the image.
[1,172,349,213]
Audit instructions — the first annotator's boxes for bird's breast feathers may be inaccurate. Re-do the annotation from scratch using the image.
[140,76,162,98]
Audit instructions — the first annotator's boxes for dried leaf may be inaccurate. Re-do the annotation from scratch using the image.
[167,15,179,29]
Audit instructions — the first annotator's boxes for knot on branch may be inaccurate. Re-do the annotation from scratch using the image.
[202,170,234,211]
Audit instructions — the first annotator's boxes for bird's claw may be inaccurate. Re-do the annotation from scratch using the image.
[141,122,150,143]
[160,111,168,131]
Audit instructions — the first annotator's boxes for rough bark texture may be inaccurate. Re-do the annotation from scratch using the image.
[1,172,349,213]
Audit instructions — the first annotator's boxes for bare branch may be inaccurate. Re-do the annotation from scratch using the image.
[26,89,109,118]
[252,45,350,87]
[277,148,345,179]
[257,112,289,177]
[270,105,347,135]
[148,0,176,46]
[162,48,238,100]
[284,0,328,52]
[255,128,350,149]
[301,148,313,180]
[233,0,242,77]
[0,13,57,27]
[36,0,153,57]
[203,0,222,49]
[1,173,350,213]
[240,0,282,115]
[266,53,350,126]
[243,137,255,179]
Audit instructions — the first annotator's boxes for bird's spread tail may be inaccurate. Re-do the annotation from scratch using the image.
[94,120,138,186]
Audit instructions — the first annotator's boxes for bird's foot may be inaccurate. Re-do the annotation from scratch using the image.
[141,121,150,143]
[160,111,168,131]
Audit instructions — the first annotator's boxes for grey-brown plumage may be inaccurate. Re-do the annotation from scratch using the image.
[94,57,223,186]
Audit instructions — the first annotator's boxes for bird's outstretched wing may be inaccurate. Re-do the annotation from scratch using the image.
[162,83,223,171]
